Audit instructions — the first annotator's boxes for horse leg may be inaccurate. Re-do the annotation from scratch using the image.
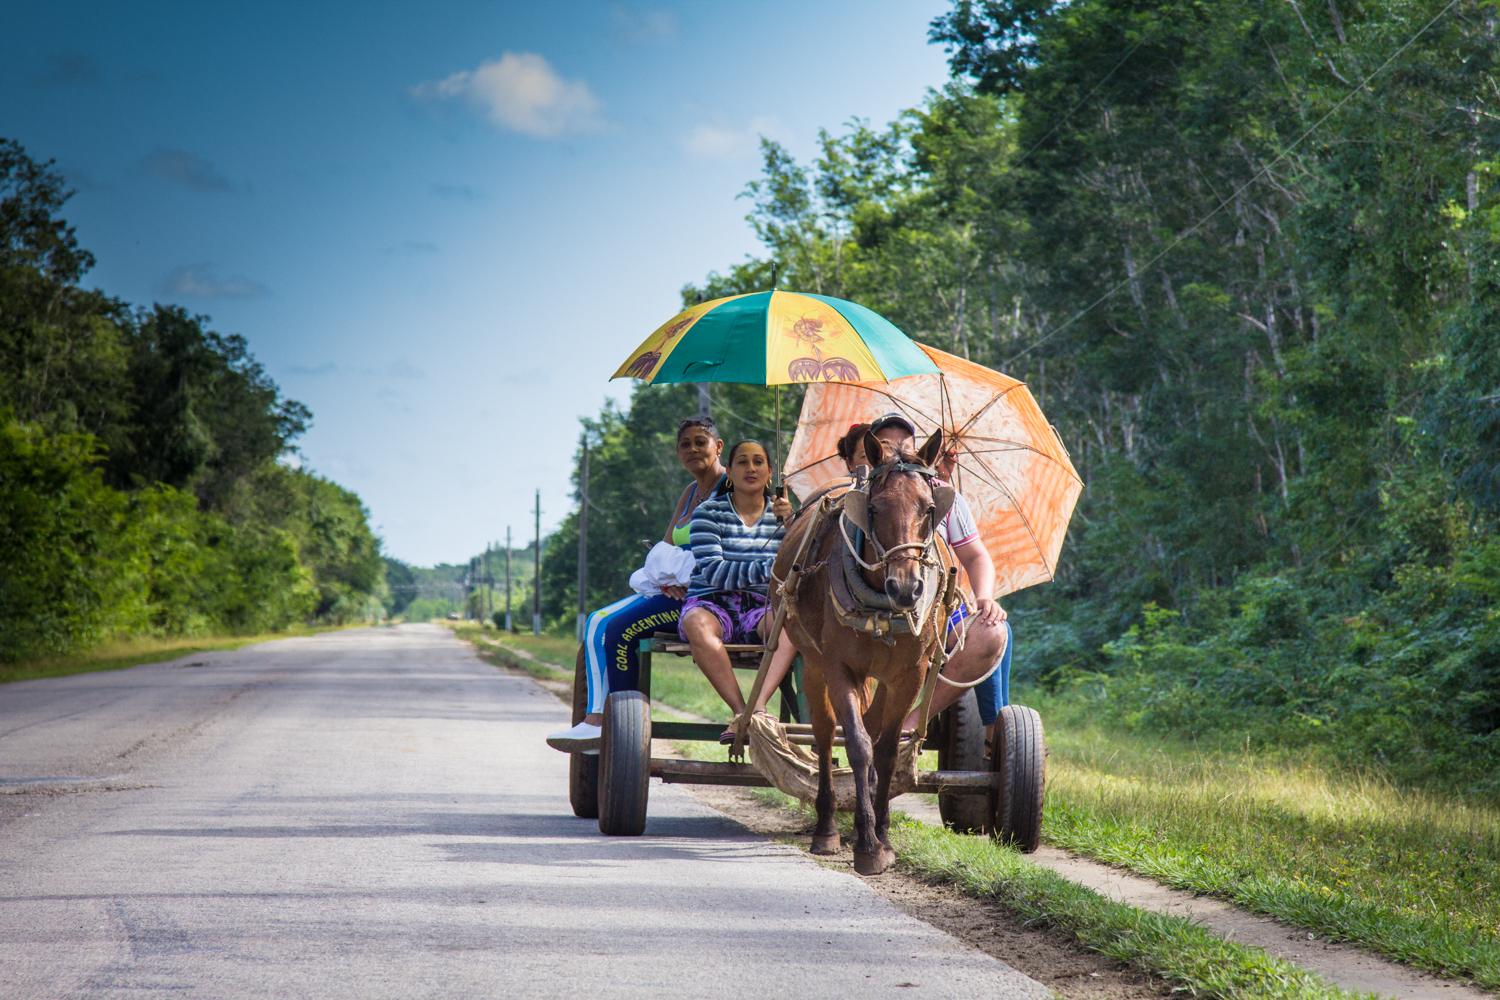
[831,673,886,875]
[803,660,840,855]
[870,675,918,860]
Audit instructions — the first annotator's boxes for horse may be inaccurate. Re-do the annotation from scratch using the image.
[767,428,959,875]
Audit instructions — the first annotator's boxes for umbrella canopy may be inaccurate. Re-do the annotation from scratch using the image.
[782,344,1083,597]
[611,290,940,386]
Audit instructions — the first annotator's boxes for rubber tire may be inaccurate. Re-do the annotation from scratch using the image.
[936,689,990,834]
[568,646,599,819]
[598,691,652,836]
[989,704,1046,852]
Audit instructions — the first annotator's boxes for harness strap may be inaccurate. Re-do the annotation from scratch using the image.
[729,496,831,760]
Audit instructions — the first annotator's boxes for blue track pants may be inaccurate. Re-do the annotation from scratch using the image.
[583,592,683,714]
[973,620,1013,725]
[945,609,1012,726]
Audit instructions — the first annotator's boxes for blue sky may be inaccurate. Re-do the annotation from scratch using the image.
[3,1,954,566]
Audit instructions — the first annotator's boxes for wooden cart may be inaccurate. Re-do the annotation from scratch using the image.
[566,635,1046,850]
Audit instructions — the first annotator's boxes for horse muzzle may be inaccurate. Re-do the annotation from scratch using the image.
[883,574,924,610]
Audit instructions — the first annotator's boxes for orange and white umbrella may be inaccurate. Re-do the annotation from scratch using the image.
[782,344,1082,597]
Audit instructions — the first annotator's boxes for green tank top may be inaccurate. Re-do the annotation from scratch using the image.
[671,480,712,548]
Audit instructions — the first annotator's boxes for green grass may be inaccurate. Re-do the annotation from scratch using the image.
[452,623,572,683]
[1026,686,1500,990]
[0,625,357,685]
[737,786,1368,1000]
[479,629,579,669]
[888,818,1373,1000]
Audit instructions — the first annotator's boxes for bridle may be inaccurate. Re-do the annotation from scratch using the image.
[837,460,956,575]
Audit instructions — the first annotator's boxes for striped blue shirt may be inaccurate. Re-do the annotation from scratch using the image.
[686,494,784,597]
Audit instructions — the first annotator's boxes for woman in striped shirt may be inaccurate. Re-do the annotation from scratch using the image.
[680,439,796,739]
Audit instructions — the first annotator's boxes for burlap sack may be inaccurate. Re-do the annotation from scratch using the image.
[747,712,922,811]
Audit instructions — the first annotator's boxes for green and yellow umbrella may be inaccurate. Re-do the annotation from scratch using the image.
[611,290,940,386]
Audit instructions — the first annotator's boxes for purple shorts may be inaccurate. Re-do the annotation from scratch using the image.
[679,591,768,644]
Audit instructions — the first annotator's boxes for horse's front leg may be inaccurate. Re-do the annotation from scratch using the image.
[831,671,888,875]
[870,669,921,856]
[802,658,840,855]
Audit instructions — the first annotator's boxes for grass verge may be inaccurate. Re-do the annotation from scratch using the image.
[884,818,1373,1000]
[0,625,357,685]
[452,623,571,684]
[1028,687,1500,990]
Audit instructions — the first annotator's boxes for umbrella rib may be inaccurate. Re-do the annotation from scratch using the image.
[954,384,1027,440]
[965,453,1084,481]
[850,383,945,429]
[785,453,843,480]
[956,440,1084,484]
[951,451,1051,575]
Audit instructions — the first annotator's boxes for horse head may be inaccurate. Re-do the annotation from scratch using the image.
[852,427,951,611]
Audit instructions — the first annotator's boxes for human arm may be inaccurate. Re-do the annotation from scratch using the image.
[953,539,1004,625]
[944,491,1004,625]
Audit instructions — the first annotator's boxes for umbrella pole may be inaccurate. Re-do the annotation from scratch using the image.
[773,385,785,524]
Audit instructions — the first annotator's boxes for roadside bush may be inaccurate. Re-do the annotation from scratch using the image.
[0,417,143,660]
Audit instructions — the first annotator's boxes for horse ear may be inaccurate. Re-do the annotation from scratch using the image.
[863,431,884,469]
[844,488,869,531]
[918,428,944,468]
[931,485,956,524]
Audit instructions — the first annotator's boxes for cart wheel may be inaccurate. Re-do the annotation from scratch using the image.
[598,691,651,836]
[568,647,599,819]
[936,689,989,834]
[989,704,1046,852]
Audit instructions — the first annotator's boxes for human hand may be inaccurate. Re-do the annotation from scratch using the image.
[662,584,687,601]
[771,495,794,521]
[974,598,1005,626]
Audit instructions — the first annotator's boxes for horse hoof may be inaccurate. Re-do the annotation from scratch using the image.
[853,846,896,876]
[810,833,841,855]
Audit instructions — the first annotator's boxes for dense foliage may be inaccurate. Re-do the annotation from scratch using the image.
[548,0,1500,791]
[0,139,386,661]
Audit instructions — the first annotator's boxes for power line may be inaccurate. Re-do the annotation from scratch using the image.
[1002,0,1463,370]
[1012,27,1154,170]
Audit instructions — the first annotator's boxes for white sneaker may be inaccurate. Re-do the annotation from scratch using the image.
[546,721,601,752]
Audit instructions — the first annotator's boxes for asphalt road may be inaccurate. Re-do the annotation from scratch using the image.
[0,623,1047,1000]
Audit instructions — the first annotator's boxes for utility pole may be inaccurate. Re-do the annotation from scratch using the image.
[576,442,589,642]
[505,526,512,632]
[532,489,541,636]
[483,544,492,625]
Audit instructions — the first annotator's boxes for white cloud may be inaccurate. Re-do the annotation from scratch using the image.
[681,116,781,161]
[158,263,268,298]
[412,52,610,138]
[611,5,678,47]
